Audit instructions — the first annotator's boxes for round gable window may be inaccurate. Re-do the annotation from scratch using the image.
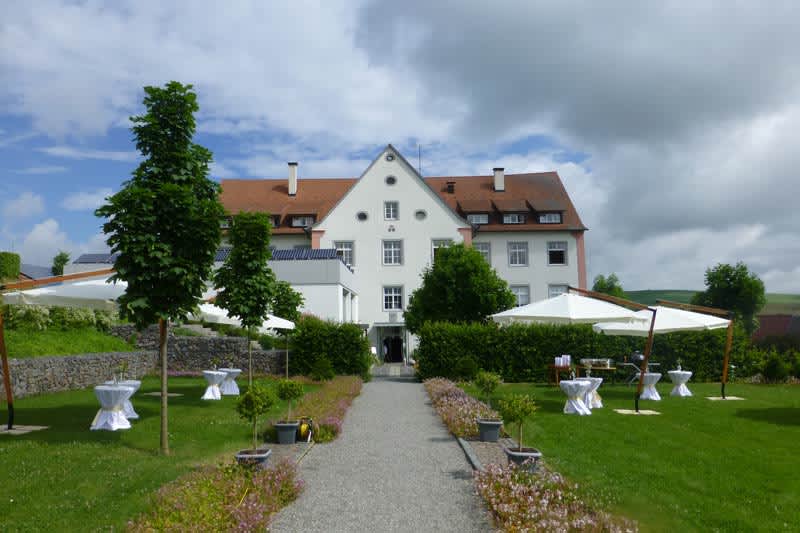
[357,211,368,221]
[415,209,427,220]
[385,153,395,162]
[385,175,397,185]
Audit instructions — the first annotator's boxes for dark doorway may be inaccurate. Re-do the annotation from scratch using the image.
[383,336,403,363]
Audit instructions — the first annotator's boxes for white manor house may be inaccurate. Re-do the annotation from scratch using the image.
[219,145,587,363]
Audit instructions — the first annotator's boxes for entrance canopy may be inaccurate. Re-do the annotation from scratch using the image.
[593,306,730,336]
[491,292,644,325]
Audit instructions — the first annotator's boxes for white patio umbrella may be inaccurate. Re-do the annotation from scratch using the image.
[3,278,125,312]
[592,306,730,336]
[491,293,645,325]
[189,303,295,332]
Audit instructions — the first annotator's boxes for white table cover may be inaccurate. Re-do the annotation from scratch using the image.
[668,370,693,397]
[560,380,592,415]
[576,377,604,409]
[640,372,662,400]
[91,385,134,431]
[218,368,242,396]
[202,370,227,400]
[104,379,141,419]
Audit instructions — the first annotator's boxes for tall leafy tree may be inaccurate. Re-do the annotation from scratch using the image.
[692,262,766,335]
[95,81,224,455]
[51,250,70,276]
[213,211,276,385]
[405,244,515,334]
[271,280,304,377]
[592,273,626,299]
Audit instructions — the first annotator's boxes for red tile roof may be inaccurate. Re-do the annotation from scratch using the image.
[220,171,586,234]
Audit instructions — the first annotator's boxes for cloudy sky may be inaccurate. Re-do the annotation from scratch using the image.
[1,1,798,292]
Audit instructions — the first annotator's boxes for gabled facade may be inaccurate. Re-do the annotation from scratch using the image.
[220,145,587,363]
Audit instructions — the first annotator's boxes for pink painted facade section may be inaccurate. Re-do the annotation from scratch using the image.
[311,229,325,249]
[572,231,587,289]
[458,227,472,247]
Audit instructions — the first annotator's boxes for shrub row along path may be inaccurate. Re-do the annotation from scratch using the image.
[271,371,492,532]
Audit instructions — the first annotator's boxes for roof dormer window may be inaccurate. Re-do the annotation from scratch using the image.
[291,215,315,227]
[467,213,489,225]
[538,212,562,224]
[502,213,526,224]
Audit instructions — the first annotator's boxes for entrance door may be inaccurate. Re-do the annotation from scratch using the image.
[382,335,403,363]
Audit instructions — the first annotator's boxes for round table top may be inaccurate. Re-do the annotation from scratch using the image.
[203,370,227,377]
[642,372,662,385]
[668,370,692,378]
[218,368,242,376]
[104,379,141,391]
[94,384,134,405]
[560,380,591,396]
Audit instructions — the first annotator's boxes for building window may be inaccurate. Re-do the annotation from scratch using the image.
[271,215,280,228]
[383,286,403,310]
[508,242,528,266]
[548,284,569,298]
[547,241,567,265]
[503,213,526,224]
[473,242,490,264]
[385,175,397,185]
[415,209,427,220]
[293,244,311,250]
[291,215,315,227]
[384,201,399,220]
[539,212,562,224]
[511,285,530,307]
[432,239,453,261]
[467,213,489,225]
[334,241,354,266]
[382,240,403,265]
[220,217,232,229]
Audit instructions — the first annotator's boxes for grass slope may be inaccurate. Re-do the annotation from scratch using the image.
[473,382,800,532]
[6,327,136,358]
[0,376,314,531]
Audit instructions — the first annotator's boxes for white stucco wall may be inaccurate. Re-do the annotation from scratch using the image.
[472,231,579,302]
[315,148,468,345]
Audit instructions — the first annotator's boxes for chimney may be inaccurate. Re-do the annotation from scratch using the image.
[288,162,298,196]
[446,181,455,193]
[493,167,505,192]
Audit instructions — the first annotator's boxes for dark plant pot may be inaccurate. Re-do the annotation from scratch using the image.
[476,418,503,442]
[235,447,272,469]
[503,446,543,472]
[274,421,300,444]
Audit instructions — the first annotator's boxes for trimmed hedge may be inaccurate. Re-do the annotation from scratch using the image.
[0,251,20,281]
[416,321,760,382]
[290,316,371,379]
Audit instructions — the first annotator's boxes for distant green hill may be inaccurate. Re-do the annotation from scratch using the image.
[625,290,800,315]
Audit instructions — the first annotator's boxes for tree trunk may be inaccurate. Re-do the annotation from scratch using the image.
[248,326,253,387]
[159,318,170,455]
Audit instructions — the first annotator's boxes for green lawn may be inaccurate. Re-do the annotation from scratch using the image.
[6,327,136,358]
[475,382,800,532]
[0,376,313,531]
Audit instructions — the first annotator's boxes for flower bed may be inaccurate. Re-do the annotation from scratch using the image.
[128,459,303,532]
[423,378,499,438]
[475,463,637,532]
[288,375,363,442]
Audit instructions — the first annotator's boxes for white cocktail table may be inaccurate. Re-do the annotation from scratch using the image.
[91,384,134,431]
[104,379,141,419]
[218,368,242,396]
[560,380,592,415]
[576,377,604,409]
[640,372,662,400]
[668,370,693,397]
[202,370,227,400]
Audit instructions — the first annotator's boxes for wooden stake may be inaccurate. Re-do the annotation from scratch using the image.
[0,310,14,429]
[721,321,734,399]
[159,318,170,456]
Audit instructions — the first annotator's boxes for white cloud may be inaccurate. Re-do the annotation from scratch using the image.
[38,146,138,162]
[14,165,67,174]
[3,191,44,218]
[18,218,108,266]
[61,188,113,211]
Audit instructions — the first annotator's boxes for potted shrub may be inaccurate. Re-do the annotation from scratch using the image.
[235,384,276,467]
[274,379,305,444]
[474,371,503,442]
[498,394,542,471]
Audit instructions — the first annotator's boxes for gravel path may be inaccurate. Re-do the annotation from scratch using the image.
[270,377,492,533]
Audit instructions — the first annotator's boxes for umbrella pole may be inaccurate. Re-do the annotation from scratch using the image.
[285,333,289,379]
[636,308,658,413]
[721,320,734,399]
[0,311,14,429]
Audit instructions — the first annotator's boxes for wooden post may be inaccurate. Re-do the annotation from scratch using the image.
[0,311,14,429]
[721,321,734,399]
[636,308,658,413]
[159,318,170,455]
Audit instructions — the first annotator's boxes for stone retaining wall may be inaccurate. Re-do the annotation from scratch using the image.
[0,351,157,399]
[1,329,285,398]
